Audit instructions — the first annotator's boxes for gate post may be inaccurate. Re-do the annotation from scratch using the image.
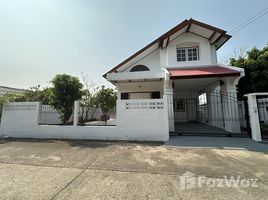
[73,100,80,126]
[163,70,175,132]
[220,77,241,133]
[246,94,262,141]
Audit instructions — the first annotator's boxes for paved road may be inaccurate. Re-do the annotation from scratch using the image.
[0,138,267,200]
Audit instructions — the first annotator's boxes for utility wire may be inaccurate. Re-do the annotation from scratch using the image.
[228,7,268,34]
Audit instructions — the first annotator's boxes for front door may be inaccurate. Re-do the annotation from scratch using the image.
[187,99,197,121]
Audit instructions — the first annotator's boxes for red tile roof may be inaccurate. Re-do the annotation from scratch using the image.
[167,66,240,79]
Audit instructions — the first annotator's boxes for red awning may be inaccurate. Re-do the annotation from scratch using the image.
[167,66,240,79]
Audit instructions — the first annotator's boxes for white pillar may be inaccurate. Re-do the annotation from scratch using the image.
[163,70,175,132]
[247,94,262,142]
[220,77,241,133]
[164,89,175,132]
[73,100,80,126]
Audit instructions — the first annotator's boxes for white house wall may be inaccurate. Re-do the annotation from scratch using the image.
[117,81,164,99]
[123,49,161,72]
[114,32,218,75]
[165,32,217,68]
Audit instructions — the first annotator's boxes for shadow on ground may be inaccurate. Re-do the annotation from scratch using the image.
[165,136,268,153]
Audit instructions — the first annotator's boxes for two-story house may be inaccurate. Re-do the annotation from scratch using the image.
[104,19,245,135]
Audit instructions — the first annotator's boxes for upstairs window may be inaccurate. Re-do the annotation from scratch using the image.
[176,49,186,62]
[176,47,199,62]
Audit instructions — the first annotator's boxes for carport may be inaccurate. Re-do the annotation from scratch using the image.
[167,66,248,136]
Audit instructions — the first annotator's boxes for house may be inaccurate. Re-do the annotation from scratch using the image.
[0,86,26,96]
[104,18,245,135]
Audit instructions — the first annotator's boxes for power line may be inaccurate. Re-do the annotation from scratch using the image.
[228,7,268,34]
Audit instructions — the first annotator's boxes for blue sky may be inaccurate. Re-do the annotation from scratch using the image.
[0,0,267,89]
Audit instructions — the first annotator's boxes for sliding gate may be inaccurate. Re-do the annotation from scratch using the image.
[257,95,268,139]
[173,90,250,136]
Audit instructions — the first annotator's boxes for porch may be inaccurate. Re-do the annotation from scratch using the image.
[167,67,247,136]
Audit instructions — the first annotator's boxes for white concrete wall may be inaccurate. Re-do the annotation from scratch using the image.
[116,99,169,140]
[246,94,262,141]
[0,100,169,142]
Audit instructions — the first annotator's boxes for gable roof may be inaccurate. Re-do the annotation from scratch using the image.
[0,86,26,96]
[103,18,231,78]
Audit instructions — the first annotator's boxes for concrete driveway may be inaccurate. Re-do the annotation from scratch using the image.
[0,138,267,200]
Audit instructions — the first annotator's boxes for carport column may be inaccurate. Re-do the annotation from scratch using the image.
[246,94,262,142]
[73,100,80,126]
[220,77,241,133]
[163,70,175,132]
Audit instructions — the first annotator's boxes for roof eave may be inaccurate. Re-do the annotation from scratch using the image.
[103,19,232,79]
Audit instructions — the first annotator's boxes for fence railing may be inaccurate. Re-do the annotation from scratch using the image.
[78,106,116,126]
[39,105,73,125]
[257,97,268,139]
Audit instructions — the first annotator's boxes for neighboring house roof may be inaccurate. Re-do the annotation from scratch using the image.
[167,66,240,79]
[103,18,231,78]
[0,86,26,96]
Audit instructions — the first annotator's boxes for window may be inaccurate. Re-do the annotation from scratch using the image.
[176,47,199,62]
[175,99,185,112]
[121,92,129,100]
[198,93,207,105]
[187,47,198,61]
[130,65,150,72]
[176,48,186,62]
[150,91,161,99]
[121,91,161,100]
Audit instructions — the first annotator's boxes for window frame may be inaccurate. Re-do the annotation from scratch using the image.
[176,46,199,62]
[174,98,185,112]
[150,91,161,99]
[121,92,129,100]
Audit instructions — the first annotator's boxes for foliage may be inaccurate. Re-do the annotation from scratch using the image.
[261,123,268,129]
[50,74,83,124]
[14,86,53,104]
[0,93,22,121]
[79,73,99,123]
[229,44,268,100]
[95,86,117,114]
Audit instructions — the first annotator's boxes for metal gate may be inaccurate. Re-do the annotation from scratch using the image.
[173,89,250,136]
[256,95,268,139]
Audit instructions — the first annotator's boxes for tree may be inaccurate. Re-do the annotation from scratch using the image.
[0,93,20,121]
[51,74,83,124]
[79,73,99,123]
[229,44,268,100]
[14,86,53,104]
[95,86,117,123]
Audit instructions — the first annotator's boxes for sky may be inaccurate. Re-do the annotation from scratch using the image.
[0,0,267,89]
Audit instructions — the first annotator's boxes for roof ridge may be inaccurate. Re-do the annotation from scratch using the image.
[103,18,231,78]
